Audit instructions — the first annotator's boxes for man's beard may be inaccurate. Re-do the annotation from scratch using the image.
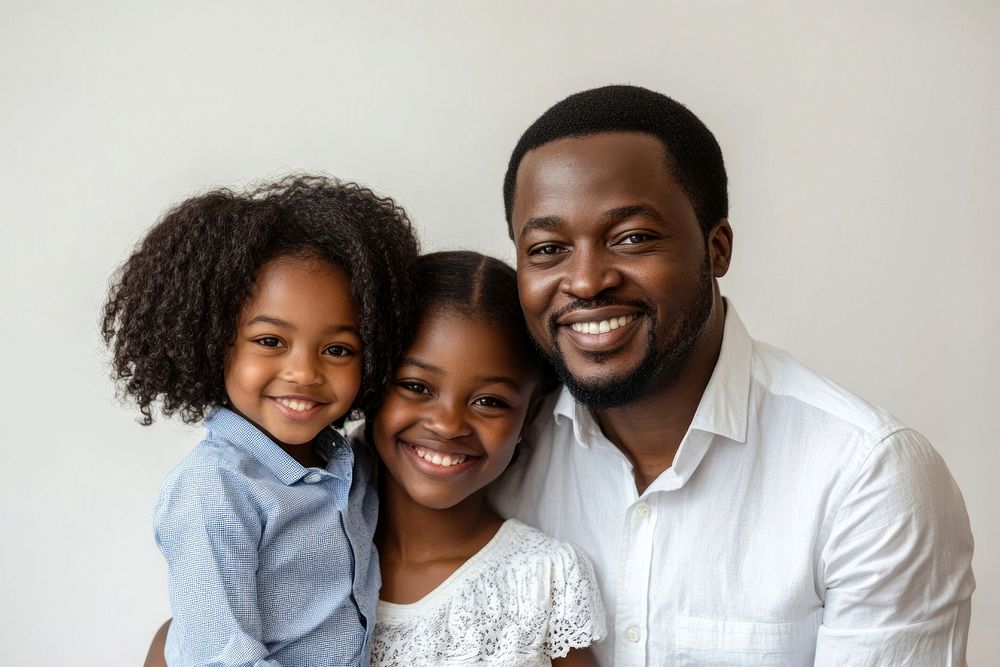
[539,255,715,411]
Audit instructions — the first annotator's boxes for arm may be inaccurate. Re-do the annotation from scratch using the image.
[143,620,170,667]
[154,460,279,667]
[814,429,975,665]
[553,646,599,666]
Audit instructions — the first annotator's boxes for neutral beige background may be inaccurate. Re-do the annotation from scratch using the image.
[1,1,996,664]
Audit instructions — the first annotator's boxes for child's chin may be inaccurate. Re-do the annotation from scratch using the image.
[408,487,469,511]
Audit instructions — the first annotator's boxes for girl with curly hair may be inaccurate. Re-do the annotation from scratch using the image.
[103,175,419,666]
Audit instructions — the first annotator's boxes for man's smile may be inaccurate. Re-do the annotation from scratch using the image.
[567,314,637,334]
[552,305,648,355]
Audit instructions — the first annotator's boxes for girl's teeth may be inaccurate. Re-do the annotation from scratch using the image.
[277,398,316,412]
[413,445,468,467]
[571,314,636,334]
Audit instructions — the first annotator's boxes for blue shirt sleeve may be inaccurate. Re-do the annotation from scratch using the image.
[153,450,280,667]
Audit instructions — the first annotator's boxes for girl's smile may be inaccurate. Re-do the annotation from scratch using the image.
[224,256,362,463]
[400,439,482,474]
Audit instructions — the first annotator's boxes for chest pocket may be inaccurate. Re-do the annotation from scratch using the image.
[672,609,822,666]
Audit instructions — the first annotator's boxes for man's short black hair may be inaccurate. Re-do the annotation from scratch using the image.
[503,84,728,238]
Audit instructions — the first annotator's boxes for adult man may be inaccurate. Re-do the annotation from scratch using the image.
[492,85,975,665]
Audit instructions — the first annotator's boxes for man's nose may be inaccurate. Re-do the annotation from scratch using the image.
[560,247,623,299]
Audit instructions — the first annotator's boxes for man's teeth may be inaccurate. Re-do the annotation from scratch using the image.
[570,314,637,334]
[413,445,468,467]
[275,398,317,412]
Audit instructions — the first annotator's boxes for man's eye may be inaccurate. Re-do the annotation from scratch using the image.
[474,396,510,409]
[255,337,281,348]
[528,243,564,256]
[324,345,353,357]
[619,233,651,245]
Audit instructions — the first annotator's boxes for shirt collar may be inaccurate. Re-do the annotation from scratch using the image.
[689,301,752,443]
[205,407,352,486]
[552,300,752,446]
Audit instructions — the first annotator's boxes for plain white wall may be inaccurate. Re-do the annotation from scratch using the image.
[1,1,996,664]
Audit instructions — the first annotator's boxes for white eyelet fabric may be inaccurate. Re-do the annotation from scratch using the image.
[372,519,606,666]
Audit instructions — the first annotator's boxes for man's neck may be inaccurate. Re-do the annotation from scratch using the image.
[594,301,726,494]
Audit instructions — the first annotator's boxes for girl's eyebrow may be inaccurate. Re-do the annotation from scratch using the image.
[246,314,292,329]
[244,315,359,336]
[476,375,522,391]
[398,357,441,373]
[398,358,523,390]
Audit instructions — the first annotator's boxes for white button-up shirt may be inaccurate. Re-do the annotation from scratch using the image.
[492,304,974,666]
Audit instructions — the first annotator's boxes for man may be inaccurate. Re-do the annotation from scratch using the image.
[492,85,974,665]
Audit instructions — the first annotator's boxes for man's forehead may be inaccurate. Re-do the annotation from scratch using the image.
[517,131,670,172]
[511,132,677,229]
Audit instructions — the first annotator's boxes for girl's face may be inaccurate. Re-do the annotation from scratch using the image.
[373,309,539,510]
[225,256,362,454]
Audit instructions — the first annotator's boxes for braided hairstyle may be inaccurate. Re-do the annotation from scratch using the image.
[410,250,555,393]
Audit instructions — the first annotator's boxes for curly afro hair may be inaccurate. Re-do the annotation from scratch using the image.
[503,84,728,238]
[102,174,420,426]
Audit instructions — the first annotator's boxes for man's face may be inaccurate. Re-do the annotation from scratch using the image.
[511,131,729,409]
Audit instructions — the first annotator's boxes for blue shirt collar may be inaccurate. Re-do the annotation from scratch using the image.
[204,407,353,486]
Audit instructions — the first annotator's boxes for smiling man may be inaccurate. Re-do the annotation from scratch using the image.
[492,85,975,666]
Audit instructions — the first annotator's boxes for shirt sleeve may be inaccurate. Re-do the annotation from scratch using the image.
[543,541,608,659]
[815,428,975,665]
[153,454,281,667]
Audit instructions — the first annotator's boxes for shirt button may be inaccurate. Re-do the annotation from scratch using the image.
[626,626,641,642]
[304,472,322,484]
[636,502,650,517]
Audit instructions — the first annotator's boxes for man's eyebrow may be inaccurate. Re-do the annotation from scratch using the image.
[519,215,562,239]
[519,205,666,239]
[601,204,666,225]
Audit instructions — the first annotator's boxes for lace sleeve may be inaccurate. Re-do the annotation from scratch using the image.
[544,542,608,658]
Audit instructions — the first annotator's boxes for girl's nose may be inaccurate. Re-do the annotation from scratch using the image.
[280,350,323,386]
[425,400,472,440]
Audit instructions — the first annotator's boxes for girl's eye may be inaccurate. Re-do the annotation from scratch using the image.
[255,336,282,348]
[399,381,430,395]
[474,396,511,409]
[323,345,353,357]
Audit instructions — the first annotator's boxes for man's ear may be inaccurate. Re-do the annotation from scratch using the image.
[708,219,733,278]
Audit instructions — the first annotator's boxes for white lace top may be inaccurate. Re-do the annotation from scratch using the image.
[372,519,606,666]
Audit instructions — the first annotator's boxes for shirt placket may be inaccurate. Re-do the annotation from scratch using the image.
[614,493,658,666]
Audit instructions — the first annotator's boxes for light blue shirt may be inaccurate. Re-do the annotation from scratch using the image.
[154,407,379,667]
